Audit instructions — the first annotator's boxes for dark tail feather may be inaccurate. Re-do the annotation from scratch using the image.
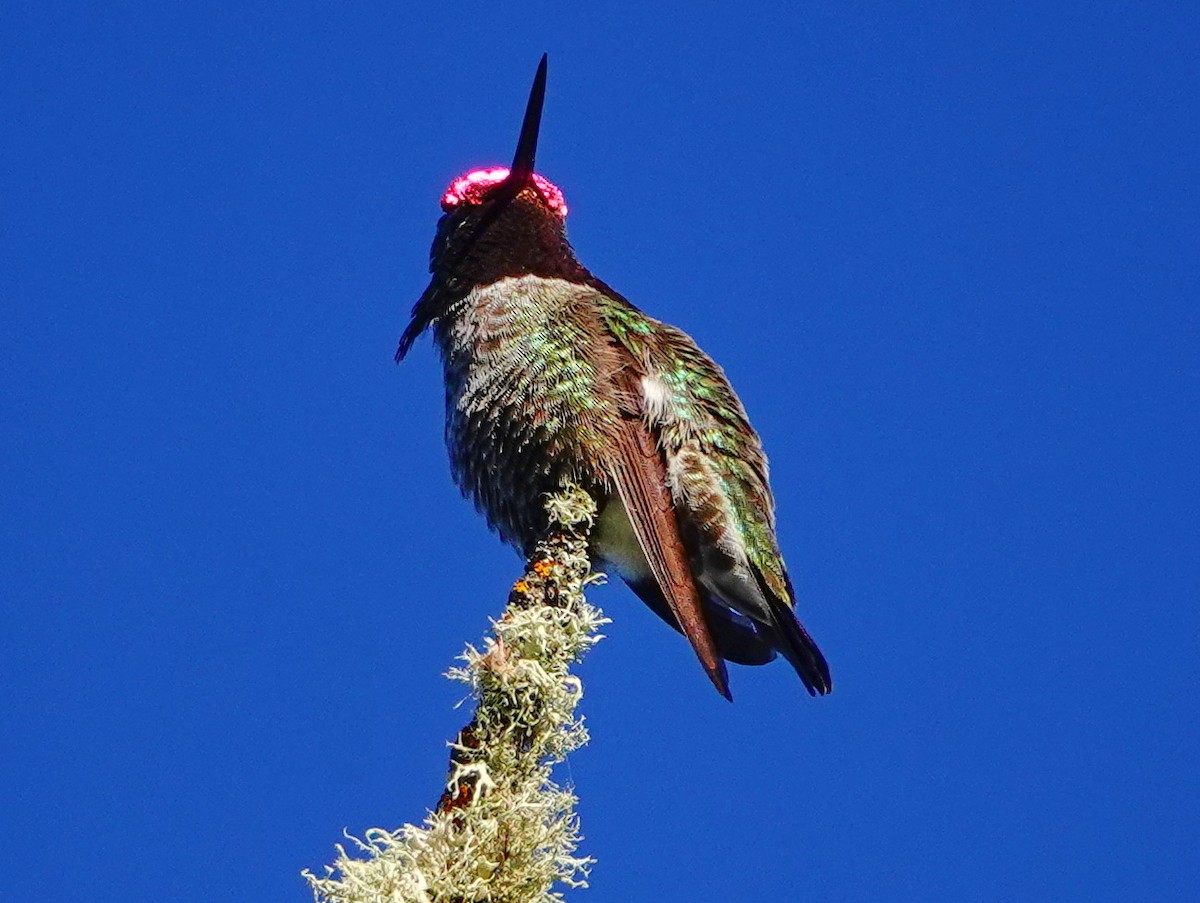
[760,570,833,697]
[625,566,831,697]
[624,577,777,667]
[771,597,832,696]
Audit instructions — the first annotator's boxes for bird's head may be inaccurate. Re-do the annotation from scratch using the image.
[427,54,578,279]
[399,55,583,361]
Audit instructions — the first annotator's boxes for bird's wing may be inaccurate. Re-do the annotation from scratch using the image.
[598,294,831,695]
[599,296,781,585]
[593,303,731,699]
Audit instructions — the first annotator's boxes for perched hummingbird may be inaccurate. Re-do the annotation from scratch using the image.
[397,56,831,700]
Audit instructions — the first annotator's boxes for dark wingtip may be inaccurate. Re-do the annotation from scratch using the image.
[707,661,734,702]
[509,54,548,181]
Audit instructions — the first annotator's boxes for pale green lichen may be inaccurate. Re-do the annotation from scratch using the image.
[304,486,607,903]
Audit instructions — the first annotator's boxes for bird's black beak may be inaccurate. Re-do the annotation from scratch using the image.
[508,53,548,186]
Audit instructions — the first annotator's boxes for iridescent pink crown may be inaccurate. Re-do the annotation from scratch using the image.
[441,168,568,216]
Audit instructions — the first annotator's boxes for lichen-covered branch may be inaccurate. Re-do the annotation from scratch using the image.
[304,486,607,903]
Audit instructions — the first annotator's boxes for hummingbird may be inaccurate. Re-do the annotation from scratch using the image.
[397,55,831,700]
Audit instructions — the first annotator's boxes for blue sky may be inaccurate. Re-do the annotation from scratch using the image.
[2,2,1197,900]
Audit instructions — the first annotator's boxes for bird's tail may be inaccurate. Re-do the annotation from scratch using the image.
[762,571,832,696]
[772,600,832,696]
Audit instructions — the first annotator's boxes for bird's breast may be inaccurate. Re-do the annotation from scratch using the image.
[433,275,616,550]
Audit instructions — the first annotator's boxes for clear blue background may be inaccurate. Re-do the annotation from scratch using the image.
[3,2,1197,900]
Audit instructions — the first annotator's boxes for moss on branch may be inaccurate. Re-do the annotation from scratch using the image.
[304,486,606,903]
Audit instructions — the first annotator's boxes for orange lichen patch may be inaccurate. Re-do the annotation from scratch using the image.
[513,579,531,594]
[532,560,555,577]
